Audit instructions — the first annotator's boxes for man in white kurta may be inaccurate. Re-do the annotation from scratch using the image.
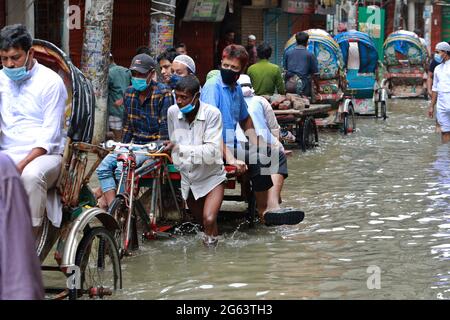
[429,42,450,143]
[0,24,67,229]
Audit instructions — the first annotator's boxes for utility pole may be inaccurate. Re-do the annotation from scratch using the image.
[80,0,114,145]
[150,0,176,58]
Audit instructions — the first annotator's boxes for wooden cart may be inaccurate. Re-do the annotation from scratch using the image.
[274,104,332,151]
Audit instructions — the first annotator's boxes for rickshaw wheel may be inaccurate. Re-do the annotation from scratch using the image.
[109,196,138,257]
[72,227,122,300]
[298,117,317,152]
[343,106,356,135]
[35,215,60,262]
[380,101,387,120]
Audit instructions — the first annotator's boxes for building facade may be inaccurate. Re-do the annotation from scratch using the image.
[0,0,447,82]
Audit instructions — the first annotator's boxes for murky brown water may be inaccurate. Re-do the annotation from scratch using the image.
[47,98,450,300]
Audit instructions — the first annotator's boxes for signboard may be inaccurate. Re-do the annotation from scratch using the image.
[281,0,315,14]
[183,0,228,22]
[443,5,450,42]
[358,6,385,61]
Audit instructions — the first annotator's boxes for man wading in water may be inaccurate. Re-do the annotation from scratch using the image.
[428,42,450,143]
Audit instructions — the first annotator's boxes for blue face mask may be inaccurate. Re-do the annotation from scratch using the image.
[179,92,199,114]
[131,77,149,91]
[3,51,31,82]
[435,53,444,64]
[169,74,182,88]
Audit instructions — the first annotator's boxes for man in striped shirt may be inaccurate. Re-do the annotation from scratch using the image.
[96,54,174,209]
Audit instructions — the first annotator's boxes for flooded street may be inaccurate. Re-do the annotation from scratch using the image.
[104,99,449,299]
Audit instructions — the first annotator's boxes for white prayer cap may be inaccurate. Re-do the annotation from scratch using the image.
[173,55,196,74]
[248,35,256,41]
[436,42,450,52]
[237,74,254,97]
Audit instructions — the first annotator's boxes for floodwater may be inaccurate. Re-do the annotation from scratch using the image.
[49,98,450,300]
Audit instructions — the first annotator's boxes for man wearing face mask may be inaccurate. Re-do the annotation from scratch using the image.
[201,45,304,226]
[172,55,196,81]
[96,54,174,209]
[0,24,68,232]
[428,42,450,143]
[166,75,226,247]
[157,49,179,87]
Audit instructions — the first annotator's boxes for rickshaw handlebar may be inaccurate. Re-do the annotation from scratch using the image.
[104,140,172,162]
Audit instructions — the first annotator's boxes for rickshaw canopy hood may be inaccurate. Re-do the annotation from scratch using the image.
[334,30,379,73]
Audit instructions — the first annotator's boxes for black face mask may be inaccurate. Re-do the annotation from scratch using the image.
[220,68,240,86]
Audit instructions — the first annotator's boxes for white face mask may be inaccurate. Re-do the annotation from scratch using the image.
[241,85,254,97]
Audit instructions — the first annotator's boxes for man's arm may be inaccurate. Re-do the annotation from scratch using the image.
[122,94,133,143]
[427,71,434,96]
[429,70,440,118]
[429,91,438,118]
[17,148,47,175]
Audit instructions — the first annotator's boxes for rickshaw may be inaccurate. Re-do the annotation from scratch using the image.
[33,40,122,300]
[335,30,388,119]
[382,30,428,99]
[281,29,355,141]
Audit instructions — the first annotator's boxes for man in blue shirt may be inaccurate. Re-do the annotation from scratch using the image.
[201,44,304,226]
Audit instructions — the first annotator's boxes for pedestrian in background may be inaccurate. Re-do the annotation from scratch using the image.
[428,42,450,143]
[108,53,131,142]
[246,35,257,68]
[248,43,285,96]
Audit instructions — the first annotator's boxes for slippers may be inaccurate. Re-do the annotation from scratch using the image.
[264,208,305,226]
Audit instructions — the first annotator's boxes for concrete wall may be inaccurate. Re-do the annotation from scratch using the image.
[241,7,264,46]
[6,0,34,36]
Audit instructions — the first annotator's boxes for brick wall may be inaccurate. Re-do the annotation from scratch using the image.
[241,7,264,45]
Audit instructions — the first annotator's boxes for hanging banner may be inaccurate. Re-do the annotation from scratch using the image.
[315,0,336,15]
[281,0,315,14]
[183,0,228,22]
[358,6,385,61]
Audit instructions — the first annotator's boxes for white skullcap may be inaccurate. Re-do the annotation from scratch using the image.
[237,74,254,97]
[436,42,450,52]
[173,55,196,74]
[237,74,252,86]
[248,35,256,41]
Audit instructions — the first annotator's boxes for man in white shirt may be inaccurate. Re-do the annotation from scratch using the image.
[166,75,226,247]
[428,42,450,143]
[0,24,68,231]
[236,75,290,213]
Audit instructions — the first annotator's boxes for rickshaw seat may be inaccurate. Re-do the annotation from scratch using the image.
[345,69,376,99]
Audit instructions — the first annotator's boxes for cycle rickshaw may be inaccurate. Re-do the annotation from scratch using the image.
[280,29,355,149]
[33,40,122,300]
[335,30,388,119]
[382,30,428,99]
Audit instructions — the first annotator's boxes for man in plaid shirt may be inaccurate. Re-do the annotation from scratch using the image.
[96,54,174,209]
